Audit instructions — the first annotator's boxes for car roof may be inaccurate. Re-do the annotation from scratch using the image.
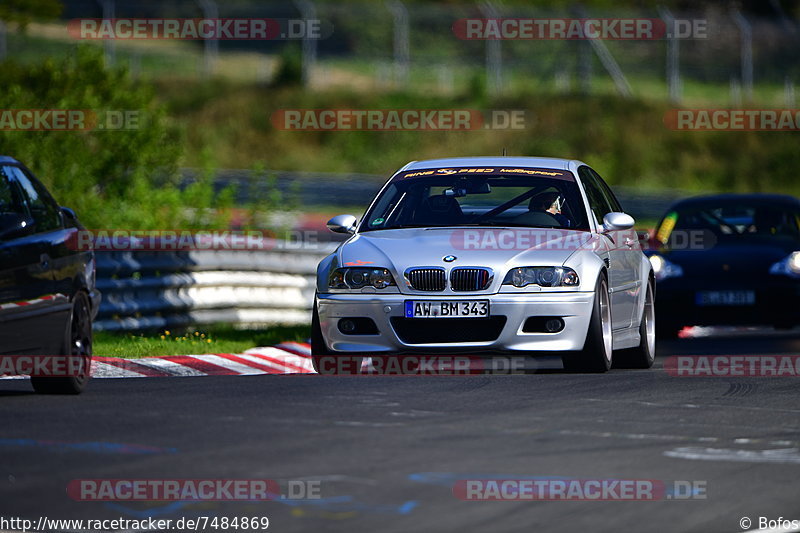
[667,193,800,211]
[0,156,21,164]
[400,156,579,171]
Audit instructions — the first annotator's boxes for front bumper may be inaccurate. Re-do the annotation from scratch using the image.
[317,292,595,353]
[656,278,800,327]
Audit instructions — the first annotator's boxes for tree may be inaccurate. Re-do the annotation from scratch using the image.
[0,0,63,28]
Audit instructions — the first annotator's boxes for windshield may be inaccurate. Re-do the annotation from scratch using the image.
[657,202,800,244]
[360,168,589,232]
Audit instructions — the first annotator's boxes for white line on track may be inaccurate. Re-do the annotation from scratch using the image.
[201,354,274,375]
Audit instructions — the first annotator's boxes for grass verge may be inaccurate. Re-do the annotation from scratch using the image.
[94,325,310,359]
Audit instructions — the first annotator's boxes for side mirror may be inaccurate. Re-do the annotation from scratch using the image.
[0,213,34,241]
[61,206,80,228]
[602,212,635,232]
[326,214,357,234]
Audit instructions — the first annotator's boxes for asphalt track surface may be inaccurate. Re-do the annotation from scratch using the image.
[2,329,800,533]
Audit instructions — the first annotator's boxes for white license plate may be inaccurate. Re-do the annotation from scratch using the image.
[405,300,489,318]
[695,291,755,306]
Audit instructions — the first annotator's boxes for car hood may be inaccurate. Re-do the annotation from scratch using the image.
[338,228,596,274]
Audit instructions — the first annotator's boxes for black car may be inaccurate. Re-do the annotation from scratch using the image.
[648,193,800,337]
[0,156,100,393]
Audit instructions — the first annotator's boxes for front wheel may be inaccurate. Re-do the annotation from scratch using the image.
[562,276,612,373]
[613,281,656,369]
[310,300,362,374]
[31,291,92,394]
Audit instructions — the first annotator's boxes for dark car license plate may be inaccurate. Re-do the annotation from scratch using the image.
[695,290,755,306]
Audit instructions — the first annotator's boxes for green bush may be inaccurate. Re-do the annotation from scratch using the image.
[0,46,237,230]
[272,45,303,88]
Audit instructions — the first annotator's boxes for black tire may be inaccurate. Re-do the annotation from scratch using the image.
[31,291,92,394]
[613,281,656,369]
[562,275,612,373]
[310,300,362,375]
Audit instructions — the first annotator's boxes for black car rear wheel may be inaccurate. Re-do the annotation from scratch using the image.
[31,291,92,394]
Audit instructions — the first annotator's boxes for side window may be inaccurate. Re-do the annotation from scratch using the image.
[578,166,612,226]
[589,168,623,213]
[0,166,28,221]
[9,167,61,232]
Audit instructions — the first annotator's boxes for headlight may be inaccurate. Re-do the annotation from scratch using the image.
[329,268,396,289]
[649,254,683,282]
[769,251,800,278]
[502,267,580,288]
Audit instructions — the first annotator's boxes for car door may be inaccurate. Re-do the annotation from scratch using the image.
[591,167,641,328]
[10,165,84,321]
[0,165,69,355]
[578,166,636,330]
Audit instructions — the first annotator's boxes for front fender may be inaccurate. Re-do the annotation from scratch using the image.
[565,249,608,292]
[316,252,340,294]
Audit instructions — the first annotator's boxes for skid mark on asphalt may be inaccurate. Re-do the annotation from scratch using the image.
[585,397,800,415]
[389,409,443,418]
[722,382,759,397]
[0,438,176,455]
[664,447,800,464]
[559,430,800,448]
[333,421,406,427]
[559,429,720,443]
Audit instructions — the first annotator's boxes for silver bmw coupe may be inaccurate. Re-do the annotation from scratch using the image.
[312,157,655,373]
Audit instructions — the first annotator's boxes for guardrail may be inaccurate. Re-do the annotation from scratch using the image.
[94,241,336,332]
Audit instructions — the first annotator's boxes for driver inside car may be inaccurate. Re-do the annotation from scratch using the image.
[515,191,572,227]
